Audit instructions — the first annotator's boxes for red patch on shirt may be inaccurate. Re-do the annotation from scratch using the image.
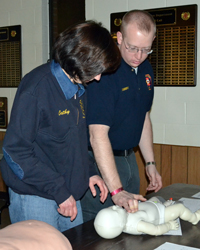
[145,74,152,90]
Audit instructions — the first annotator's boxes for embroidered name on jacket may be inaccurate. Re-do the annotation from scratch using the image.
[79,100,85,118]
[122,86,129,91]
[58,109,70,116]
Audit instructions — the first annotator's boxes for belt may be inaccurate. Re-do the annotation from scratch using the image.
[113,148,133,156]
[88,146,133,157]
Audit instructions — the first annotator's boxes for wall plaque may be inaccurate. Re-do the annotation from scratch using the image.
[110,4,197,86]
[0,25,22,87]
[0,97,8,128]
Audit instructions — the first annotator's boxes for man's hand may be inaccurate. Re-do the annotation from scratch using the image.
[89,175,108,203]
[57,195,77,221]
[145,165,162,192]
[111,190,146,213]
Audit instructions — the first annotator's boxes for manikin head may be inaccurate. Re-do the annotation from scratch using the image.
[117,10,156,68]
[94,205,127,239]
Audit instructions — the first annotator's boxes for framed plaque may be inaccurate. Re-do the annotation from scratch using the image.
[49,0,85,59]
[110,4,197,86]
[0,97,8,128]
[0,25,22,87]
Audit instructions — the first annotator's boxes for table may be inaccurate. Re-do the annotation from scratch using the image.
[63,183,200,250]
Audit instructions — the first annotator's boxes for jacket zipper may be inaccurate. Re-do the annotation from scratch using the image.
[77,108,79,125]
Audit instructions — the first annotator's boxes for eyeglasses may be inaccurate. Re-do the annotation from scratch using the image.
[123,39,153,55]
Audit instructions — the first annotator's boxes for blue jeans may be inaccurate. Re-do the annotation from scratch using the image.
[80,151,140,222]
[8,188,83,232]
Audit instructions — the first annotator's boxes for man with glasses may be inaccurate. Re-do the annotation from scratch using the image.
[81,10,162,222]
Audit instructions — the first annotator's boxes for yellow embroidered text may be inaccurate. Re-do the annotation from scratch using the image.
[122,86,129,91]
[79,100,85,118]
[58,109,70,116]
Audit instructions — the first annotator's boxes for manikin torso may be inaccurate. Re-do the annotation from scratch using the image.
[124,200,165,235]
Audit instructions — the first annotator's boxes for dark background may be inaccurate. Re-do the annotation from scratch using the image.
[49,0,85,59]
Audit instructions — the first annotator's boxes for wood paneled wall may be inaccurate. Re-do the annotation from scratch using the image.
[0,132,5,141]
[0,130,200,195]
[136,144,200,196]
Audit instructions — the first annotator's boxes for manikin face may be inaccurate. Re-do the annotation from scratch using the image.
[117,23,155,68]
[111,205,127,222]
[94,206,127,239]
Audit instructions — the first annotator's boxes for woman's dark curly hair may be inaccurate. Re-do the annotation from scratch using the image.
[52,21,121,84]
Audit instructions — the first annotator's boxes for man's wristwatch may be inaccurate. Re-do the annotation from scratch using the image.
[145,161,156,167]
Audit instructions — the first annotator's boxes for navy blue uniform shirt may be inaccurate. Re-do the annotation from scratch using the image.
[86,58,154,150]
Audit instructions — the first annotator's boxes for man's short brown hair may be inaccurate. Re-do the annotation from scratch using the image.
[120,10,156,37]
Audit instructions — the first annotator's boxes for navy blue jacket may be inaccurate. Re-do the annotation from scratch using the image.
[0,61,95,205]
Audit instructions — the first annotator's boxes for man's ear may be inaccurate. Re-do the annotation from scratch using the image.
[117,31,123,45]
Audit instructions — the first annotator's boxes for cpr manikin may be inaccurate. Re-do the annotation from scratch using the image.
[0,220,72,250]
[94,197,200,238]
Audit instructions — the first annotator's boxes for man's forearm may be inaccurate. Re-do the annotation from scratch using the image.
[139,112,155,163]
[139,112,162,192]
[89,124,122,192]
